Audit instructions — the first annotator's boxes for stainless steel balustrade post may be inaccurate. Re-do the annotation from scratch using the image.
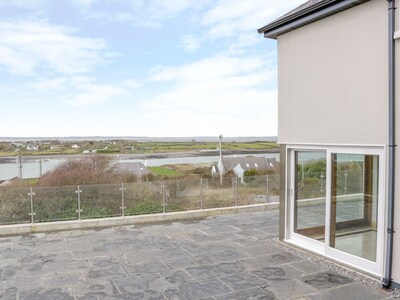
[28,187,36,224]
[162,181,166,213]
[234,177,238,207]
[120,183,126,217]
[75,185,83,220]
[200,178,204,210]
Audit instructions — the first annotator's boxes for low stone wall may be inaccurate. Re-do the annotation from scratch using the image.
[0,202,278,236]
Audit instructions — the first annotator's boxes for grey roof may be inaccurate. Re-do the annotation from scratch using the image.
[266,157,279,169]
[258,0,369,39]
[278,0,325,22]
[222,157,278,172]
[0,177,19,187]
[113,162,151,176]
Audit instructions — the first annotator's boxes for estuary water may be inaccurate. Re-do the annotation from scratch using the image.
[0,153,280,181]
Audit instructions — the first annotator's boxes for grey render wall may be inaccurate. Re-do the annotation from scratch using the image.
[277,0,388,146]
[275,0,400,285]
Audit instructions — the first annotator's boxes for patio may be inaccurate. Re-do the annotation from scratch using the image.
[0,209,395,299]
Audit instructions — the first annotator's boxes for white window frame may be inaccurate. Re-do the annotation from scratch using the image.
[285,144,386,277]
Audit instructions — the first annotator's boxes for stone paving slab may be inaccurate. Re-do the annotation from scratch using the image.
[0,210,396,299]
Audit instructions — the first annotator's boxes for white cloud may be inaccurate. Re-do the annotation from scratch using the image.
[27,75,140,107]
[69,0,96,7]
[201,0,305,39]
[0,0,43,7]
[175,0,305,56]
[134,88,277,136]
[180,35,201,52]
[72,0,210,27]
[0,0,291,137]
[69,83,125,107]
[141,54,277,136]
[0,20,110,75]
[148,66,179,82]
[84,10,160,28]
[148,55,268,83]
[121,79,142,89]
[227,34,261,53]
[30,75,94,92]
[31,77,67,91]
[69,75,96,86]
[144,0,204,20]
[63,79,132,107]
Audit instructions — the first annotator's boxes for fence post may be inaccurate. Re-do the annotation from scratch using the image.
[234,177,238,207]
[200,178,204,210]
[344,170,348,195]
[75,185,83,220]
[162,181,166,213]
[120,183,127,217]
[266,175,270,203]
[28,187,36,224]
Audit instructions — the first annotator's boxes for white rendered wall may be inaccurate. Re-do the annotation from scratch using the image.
[276,0,400,285]
[277,0,388,146]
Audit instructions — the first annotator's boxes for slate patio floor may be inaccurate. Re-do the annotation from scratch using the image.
[0,209,396,299]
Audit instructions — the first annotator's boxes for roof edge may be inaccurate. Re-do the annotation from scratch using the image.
[258,0,369,39]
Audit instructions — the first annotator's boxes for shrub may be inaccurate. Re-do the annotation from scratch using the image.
[244,169,257,177]
[37,156,124,186]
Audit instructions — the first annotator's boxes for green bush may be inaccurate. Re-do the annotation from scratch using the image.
[244,169,257,177]
[126,201,162,215]
[244,169,257,183]
[96,149,121,154]
[0,188,31,224]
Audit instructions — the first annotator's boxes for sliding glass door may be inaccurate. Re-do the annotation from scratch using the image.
[293,151,326,242]
[288,146,384,275]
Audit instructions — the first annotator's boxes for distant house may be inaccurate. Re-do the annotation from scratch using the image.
[212,156,278,182]
[82,150,91,154]
[11,142,24,148]
[71,144,80,149]
[0,177,19,187]
[50,145,61,150]
[113,162,151,178]
[26,145,38,151]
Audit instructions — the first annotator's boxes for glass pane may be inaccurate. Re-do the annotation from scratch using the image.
[204,178,235,209]
[238,175,279,205]
[166,179,202,212]
[330,154,378,262]
[0,187,31,224]
[80,184,122,219]
[35,186,77,222]
[124,182,163,215]
[294,151,326,241]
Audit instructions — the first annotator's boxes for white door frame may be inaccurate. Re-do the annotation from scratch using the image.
[288,147,327,254]
[286,144,385,276]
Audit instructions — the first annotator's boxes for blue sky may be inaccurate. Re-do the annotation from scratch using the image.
[0,0,304,137]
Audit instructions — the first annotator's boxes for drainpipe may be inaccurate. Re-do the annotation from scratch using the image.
[383,0,396,290]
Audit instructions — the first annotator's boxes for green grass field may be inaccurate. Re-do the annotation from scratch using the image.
[148,166,183,177]
[0,141,278,157]
[0,149,82,157]
[135,141,278,153]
